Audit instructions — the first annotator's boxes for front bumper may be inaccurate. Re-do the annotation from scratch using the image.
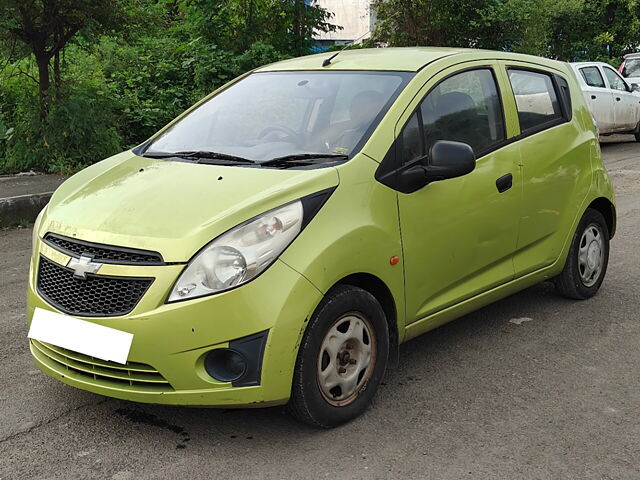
[27,241,323,407]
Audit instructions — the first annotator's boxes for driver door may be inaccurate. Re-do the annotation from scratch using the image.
[394,66,521,323]
[602,65,639,130]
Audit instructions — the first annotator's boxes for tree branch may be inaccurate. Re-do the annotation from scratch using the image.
[16,65,39,84]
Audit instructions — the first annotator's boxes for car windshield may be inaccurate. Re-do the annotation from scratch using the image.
[622,58,640,78]
[145,71,412,162]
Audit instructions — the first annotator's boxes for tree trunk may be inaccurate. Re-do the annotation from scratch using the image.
[35,53,50,119]
[293,0,303,56]
[54,50,61,95]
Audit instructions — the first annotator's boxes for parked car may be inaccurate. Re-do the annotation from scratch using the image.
[571,61,640,140]
[27,48,616,427]
[619,52,640,85]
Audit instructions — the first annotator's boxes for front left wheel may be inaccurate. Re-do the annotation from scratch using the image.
[287,285,389,428]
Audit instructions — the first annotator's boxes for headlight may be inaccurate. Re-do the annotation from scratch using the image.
[168,200,304,302]
[32,205,47,257]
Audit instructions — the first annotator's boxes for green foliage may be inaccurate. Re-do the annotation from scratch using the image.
[0,60,121,173]
[0,0,332,173]
[1,0,639,174]
[181,0,340,56]
[372,0,640,61]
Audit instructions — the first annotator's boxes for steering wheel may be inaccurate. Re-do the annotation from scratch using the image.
[257,124,299,142]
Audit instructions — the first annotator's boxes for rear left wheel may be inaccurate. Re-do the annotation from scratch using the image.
[554,208,609,299]
[287,285,389,428]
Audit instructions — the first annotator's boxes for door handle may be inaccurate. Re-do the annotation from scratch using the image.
[591,95,596,99]
[616,97,621,101]
[496,173,513,193]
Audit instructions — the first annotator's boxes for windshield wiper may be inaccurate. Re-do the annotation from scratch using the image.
[261,153,348,167]
[143,150,257,164]
[143,151,348,167]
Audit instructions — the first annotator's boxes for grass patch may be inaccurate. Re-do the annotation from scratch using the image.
[0,218,32,230]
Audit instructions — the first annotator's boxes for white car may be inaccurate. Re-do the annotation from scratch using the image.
[619,53,640,85]
[570,61,640,140]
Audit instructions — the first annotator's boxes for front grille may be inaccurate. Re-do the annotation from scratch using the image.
[37,256,153,317]
[43,233,164,265]
[31,340,173,392]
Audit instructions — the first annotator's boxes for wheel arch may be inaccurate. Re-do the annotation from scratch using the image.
[588,197,616,238]
[332,273,400,369]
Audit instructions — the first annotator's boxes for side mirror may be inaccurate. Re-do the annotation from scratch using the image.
[425,140,476,182]
[400,140,476,192]
[631,83,640,92]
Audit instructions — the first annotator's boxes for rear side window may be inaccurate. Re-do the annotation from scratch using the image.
[400,68,505,164]
[580,67,606,88]
[603,67,628,91]
[508,69,562,133]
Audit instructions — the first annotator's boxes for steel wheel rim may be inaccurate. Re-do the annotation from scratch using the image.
[316,312,377,407]
[578,223,605,287]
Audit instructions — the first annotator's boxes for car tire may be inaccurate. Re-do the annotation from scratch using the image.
[287,285,389,428]
[554,208,610,300]
[635,130,640,142]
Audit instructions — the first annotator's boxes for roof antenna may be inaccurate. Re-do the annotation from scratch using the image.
[322,28,372,67]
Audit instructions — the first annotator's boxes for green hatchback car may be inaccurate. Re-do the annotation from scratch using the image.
[27,47,616,427]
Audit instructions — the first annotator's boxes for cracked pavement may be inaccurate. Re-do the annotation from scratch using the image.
[1,136,639,479]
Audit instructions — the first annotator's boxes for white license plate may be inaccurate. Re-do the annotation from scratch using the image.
[28,307,133,364]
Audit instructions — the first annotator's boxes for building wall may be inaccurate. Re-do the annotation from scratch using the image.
[315,0,375,43]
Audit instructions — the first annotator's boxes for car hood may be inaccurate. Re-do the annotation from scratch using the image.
[40,151,340,262]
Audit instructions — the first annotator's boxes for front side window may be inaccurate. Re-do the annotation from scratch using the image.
[401,112,423,163]
[400,68,505,164]
[580,66,606,88]
[603,67,628,91]
[508,69,562,133]
[146,71,412,162]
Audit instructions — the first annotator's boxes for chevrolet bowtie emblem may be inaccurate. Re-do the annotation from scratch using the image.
[67,255,102,279]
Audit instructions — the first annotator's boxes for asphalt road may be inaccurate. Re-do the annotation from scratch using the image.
[1,136,639,479]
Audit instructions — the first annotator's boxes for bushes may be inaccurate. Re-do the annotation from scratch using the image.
[0,52,122,173]
[7,92,121,173]
[0,0,335,174]
[0,37,290,174]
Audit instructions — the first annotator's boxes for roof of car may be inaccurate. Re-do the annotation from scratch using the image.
[570,61,610,67]
[254,47,571,74]
[256,47,476,72]
[624,52,640,59]
[570,61,622,72]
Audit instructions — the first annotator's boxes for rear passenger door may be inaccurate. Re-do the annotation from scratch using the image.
[504,65,593,277]
[578,65,615,133]
[382,64,522,323]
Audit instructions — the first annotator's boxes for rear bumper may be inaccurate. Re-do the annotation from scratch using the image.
[27,250,323,407]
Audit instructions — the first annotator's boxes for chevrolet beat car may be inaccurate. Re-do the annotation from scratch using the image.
[27,47,616,427]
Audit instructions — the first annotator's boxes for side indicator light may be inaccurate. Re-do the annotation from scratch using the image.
[390,256,400,265]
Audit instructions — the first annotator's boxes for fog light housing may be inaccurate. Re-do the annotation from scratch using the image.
[203,330,269,386]
[205,349,247,382]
